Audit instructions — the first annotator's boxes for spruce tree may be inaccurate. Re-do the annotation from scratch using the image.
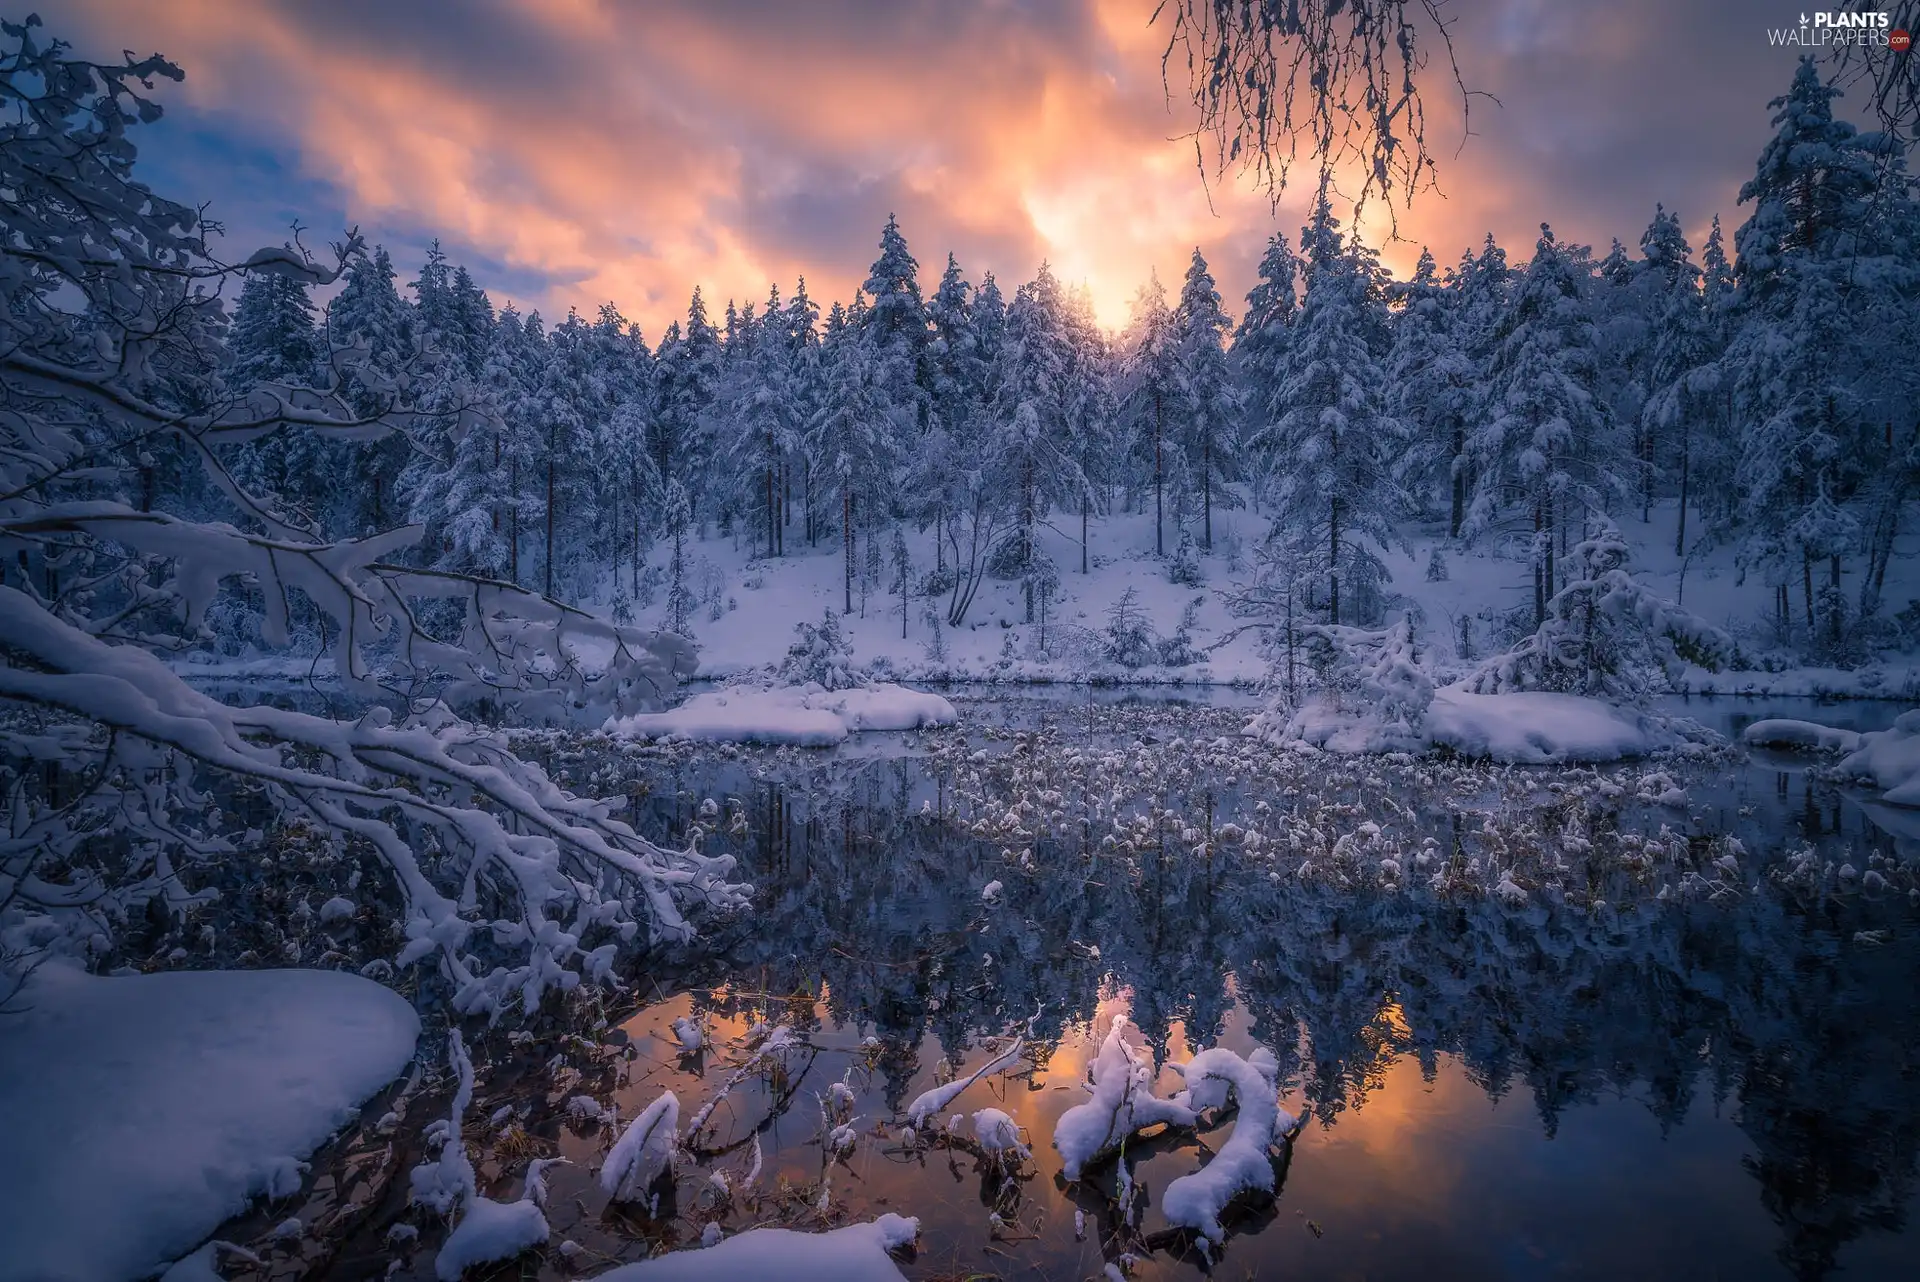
[1259,192,1405,625]
[1723,57,1898,643]
[1172,249,1240,550]
[325,246,416,535]
[1118,273,1180,556]
[1468,224,1619,627]
[224,268,322,509]
[1386,248,1477,537]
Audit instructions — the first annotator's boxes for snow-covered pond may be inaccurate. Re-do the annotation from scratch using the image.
[219,686,1920,1282]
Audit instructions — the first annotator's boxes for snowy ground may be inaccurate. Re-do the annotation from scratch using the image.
[592,1215,920,1281]
[1277,686,1715,763]
[606,503,1920,692]
[0,965,419,1282]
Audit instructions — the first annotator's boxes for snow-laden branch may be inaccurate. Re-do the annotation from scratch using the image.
[0,586,747,1012]
[0,24,742,1006]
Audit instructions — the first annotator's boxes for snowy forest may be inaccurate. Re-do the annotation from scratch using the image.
[5,5,1920,1282]
[176,57,1920,678]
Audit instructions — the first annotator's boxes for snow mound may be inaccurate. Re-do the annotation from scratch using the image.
[435,1194,549,1280]
[0,964,419,1282]
[1255,686,1698,763]
[601,1089,680,1203]
[588,1213,919,1281]
[1834,710,1920,808]
[1741,718,1864,753]
[1426,688,1687,763]
[1741,710,1920,807]
[605,682,956,746]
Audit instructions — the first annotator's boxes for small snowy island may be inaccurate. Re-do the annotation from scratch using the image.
[605,611,956,745]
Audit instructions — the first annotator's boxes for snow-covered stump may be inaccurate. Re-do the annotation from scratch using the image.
[407,1031,558,1280]
[1052,1017,1197,1181]
[601,1089,682,1209]
[1159,1045,1301,1246]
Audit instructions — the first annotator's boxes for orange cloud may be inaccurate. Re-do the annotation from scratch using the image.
[59,0,1780,334]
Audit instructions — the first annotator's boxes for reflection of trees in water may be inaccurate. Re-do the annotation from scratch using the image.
[617,757,1920,1280]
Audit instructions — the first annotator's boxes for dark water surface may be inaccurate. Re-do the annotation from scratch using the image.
[285,688,1920,1281]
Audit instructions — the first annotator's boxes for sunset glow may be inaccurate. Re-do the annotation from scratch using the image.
[61,0,1798,331]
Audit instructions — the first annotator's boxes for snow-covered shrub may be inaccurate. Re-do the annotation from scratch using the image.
[994,631,1018,673]
[0,32,746,1010]
[635,563,664,610]
[1425,547,1449,582]
[698,557,727,623]
[918,565,958,599]
[985,532,1029,580]
[1167,531,1205,586]
[1102,589,1157,668]
[1465,521,1731,702]
[778,609,862,690]
[1244,617,1434,750]
[922,607,949,662]
[1157,597,1207,667]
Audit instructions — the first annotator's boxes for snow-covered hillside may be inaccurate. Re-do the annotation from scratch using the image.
[611,504,1920,693]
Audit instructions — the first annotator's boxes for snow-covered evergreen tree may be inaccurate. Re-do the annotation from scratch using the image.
[779,608,860,689]
[224,268,323,504]
[1465,520,1730,701]
[993,263,1090,621]
[1172,249,1240,549]
[1118,273,1181,556]
[1467,224,1620,627]
[1387,248,1478,537]
[860,213,930,432]
[651,289,721,513]
[1060,281,1116,574]
[1257,192,1405,625]
[1635,206,1722,558]
[1236,230,1297,498]
[1720,57,1912,647]
[662,478,696,638]
[324,245,416,535]
[808,307,898,612]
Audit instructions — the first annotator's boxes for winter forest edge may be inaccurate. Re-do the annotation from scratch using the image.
[6,7,1920,1281]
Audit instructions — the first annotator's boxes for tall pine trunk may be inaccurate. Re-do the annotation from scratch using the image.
[508,459,520,587]
[544,428,557,599]
[1153,389,1165,557]
[1532,499,1546,628]
[1329,495,1341,626]
[1448,425,1465,539]
[1674,423,1690,556]
[1022,461,1034,624]
[843,488,853,614]
[1202,433,1212,550]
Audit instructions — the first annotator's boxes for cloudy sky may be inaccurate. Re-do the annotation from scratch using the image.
[53,0,1847,333]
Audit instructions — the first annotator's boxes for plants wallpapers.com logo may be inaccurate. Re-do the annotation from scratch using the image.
[1767,11,1911,46]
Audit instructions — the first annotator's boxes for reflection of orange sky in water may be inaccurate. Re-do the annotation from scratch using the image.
[636,979,1458,1191]
[523,979,1805,1281]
